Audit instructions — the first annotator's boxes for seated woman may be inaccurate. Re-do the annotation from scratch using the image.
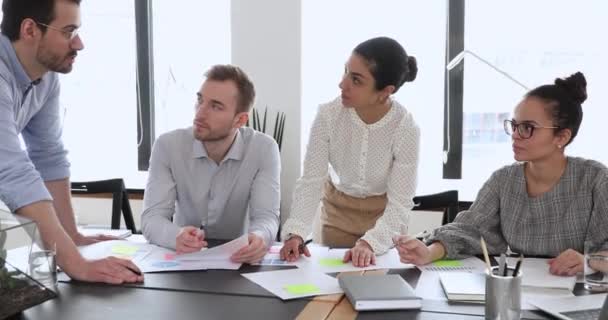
[395,72,608,276]
[279,37,420,267]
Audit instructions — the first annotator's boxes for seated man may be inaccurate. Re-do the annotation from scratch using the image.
[141,64,280,264]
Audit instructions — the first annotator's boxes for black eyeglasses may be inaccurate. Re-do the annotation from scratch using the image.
[35,21,80,41]
[504,119,559,139]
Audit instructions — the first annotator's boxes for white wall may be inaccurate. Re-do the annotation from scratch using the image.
[231,0,302,224]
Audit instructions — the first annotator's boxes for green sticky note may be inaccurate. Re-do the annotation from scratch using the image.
[433,259,463,267]
[111,245,138,256]
[284,284,320,295]
[318,258,345,267]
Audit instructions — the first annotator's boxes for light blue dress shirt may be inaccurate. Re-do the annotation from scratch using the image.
[0,34,70,211]
[141,127,281,249]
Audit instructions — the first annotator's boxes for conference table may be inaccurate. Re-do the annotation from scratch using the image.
[11,240,594,320]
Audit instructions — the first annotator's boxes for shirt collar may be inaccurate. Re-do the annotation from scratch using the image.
[191,129,245,162]
[0,34,40,89]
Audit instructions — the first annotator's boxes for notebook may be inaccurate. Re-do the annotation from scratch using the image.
[338,274,422,311]
[529,294,608,320]
[438,272,485,303]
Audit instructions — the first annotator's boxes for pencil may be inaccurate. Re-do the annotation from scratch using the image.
[480,237,492,274]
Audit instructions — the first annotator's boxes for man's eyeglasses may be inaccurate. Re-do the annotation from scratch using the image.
[504,119,559,139]
[35,21,80,41]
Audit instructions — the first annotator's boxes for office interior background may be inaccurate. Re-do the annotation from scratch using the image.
[2,0,607,230]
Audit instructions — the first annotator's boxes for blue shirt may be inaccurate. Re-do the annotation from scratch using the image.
[141,127,281,249]
[0,35,70,211]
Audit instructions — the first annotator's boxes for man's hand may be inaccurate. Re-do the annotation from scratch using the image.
[76,256,144,284]
[548,249,583,276]
[343,239,375,267]
[73,233,120,246]
[279,235,311,262]
[176,226,207,254]
[231,233,267,264]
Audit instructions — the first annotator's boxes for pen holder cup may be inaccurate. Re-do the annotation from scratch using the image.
[485,266,522,320]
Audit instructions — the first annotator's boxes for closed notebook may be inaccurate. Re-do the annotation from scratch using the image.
[338,274,422,311]
[439,272,485,302]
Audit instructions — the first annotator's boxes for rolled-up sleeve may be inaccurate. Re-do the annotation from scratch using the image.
[248,138,281,246]
[141,135,181,249]
[0,78,52,211]
[21,79,70,182]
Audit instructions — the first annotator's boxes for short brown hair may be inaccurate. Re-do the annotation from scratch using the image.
[204,64,255,113]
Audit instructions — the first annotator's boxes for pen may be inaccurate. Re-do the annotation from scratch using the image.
[498,253,507,276]
[298,239,313,254]
[127,266,142,276]
[512,254,524,277]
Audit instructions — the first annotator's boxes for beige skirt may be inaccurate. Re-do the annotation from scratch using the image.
[319,180,388,248]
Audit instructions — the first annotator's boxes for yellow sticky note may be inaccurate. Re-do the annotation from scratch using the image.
[433,259,462,267]
[284,284,320,295]
[111,245,138,256]
[318,258,345,267]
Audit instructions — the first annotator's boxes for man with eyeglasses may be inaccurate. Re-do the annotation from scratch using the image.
[0,0,143,284]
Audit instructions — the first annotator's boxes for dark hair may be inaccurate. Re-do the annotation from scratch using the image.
[1,0,82,41]
[205,64,255,113]
[525,72,587,146]
[353,36,417,93]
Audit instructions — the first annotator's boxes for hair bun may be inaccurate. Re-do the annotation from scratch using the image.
[403,56,418,83]
[555,72,587,105]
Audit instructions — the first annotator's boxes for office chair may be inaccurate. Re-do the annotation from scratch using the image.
[71,178,138,233]
[412,190,459,225]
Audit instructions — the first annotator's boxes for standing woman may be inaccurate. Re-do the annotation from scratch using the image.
[280,37,420,267]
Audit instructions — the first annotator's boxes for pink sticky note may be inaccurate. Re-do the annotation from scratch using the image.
[164,253,176,261]
[268,246,281,254]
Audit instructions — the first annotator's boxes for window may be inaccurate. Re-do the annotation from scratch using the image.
[60,1,147,188]
[302,0,448,197]
[62,1,231,189]
[152,1,231,137]
[458,0,608,199]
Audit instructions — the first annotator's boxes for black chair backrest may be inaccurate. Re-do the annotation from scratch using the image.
[412,190,459,225]
[71,178,137,233]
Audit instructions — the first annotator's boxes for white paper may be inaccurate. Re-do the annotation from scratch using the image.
[528,293,607,314]
[294,246,413,273]
[175,234,248,262]
[78,227,132,239]
[415,271,448,300]
[506,257,576,291]
[521,286,575,310]
[242,268,343,300]
[78,236,246,273]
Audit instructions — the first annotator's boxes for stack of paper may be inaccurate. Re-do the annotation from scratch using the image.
[78,234,248,273]
[78,227,132,239]
[242,268,343,300]
[506,257,576,292]
[294,246,413,273]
